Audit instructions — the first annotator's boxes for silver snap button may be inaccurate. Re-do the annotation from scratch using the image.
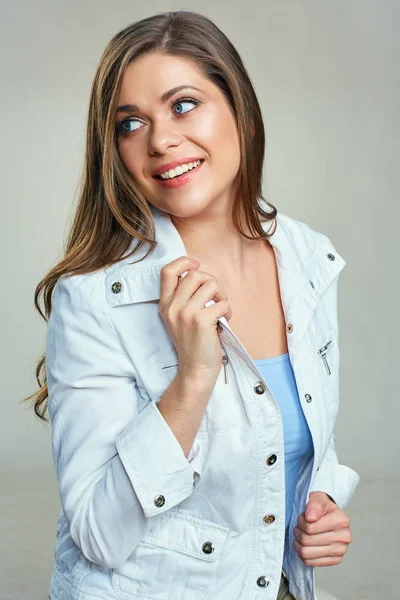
[327,253,335,261]
[111,281,122,294]
[266,454,277,466]
[256,576,269,587]
[305,393,312,403]
[309,280,315,289]
[254,382,265,395]
[286,323,293,333]
[154,494,165,507]
[202,541,215,554]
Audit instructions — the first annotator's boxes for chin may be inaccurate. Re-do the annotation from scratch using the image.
[153,197,212,218]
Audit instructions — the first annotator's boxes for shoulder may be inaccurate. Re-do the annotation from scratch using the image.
[276,211,344,265]
[51,235,144,310]
[52,268,108,311]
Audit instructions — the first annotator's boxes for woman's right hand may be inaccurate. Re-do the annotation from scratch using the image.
[158,256,232,384]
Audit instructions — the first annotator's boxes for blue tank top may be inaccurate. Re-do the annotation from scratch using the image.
[253,352,314,530]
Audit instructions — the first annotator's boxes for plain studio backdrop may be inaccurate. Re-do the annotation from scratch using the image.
[1,1,398,599]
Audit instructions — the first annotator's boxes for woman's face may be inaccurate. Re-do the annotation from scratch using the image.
[115,52,241,219]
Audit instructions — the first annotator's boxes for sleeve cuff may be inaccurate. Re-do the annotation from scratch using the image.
[308,462,360,510]
[116,400,200,517]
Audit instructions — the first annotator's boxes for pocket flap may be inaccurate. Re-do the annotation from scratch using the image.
[142,511,230,563]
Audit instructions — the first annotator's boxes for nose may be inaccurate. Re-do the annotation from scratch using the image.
[148,121,183,156]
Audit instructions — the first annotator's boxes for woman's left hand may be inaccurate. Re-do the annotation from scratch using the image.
[293,491,353,566]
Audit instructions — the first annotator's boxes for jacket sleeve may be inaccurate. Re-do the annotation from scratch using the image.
[46,275,201,569]
[307,245,360,510]
[308,430,360,509]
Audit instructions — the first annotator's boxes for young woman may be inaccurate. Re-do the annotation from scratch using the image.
[25,10,360,600]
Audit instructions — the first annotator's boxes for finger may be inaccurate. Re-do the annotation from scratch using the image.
[173,269,225,308]
[293,526,335,546]
[159,257,200,307]
[295,554,344,567]
[296,510,348,535]
[293,526,352,547]
[189,279,229,313]
[293,539,348,560]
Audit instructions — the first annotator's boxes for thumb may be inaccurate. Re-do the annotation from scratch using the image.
[305,499,324,522]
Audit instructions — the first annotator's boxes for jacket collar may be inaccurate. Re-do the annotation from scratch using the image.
[104,200,345,346]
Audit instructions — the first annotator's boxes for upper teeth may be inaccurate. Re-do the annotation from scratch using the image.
[159,160,202,179]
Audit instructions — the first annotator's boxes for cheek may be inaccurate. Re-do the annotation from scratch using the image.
[117,140,129,166]
[215,116,240,168]
[196,112,240,168]
[197,106,239,145]
[117,141,142,176]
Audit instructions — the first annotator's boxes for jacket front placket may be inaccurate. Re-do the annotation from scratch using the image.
[212,240,345,600]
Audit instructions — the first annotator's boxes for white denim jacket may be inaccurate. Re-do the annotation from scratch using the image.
[46,200,360,600]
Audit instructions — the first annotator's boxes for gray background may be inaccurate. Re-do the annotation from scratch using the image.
[1,1,398,599]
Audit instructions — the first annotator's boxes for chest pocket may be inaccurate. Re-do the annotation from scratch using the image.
[155,347,246,434]
[111,511,230,599]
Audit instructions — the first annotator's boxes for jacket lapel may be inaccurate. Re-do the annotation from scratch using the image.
[105,201,346,352]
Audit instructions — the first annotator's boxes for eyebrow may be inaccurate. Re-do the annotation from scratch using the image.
[116,85,203,114]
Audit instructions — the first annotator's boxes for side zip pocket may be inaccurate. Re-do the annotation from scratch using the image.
[317,340,332,375]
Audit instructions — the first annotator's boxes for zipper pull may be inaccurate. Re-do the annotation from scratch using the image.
[317,340,332,375]
[222,354,229,384]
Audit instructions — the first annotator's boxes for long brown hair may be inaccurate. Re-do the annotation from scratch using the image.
[22,9,277,423]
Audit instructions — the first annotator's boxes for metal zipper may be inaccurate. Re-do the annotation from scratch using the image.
[317,340,332,375]
[222,353,229,384]
[220,338,230,384]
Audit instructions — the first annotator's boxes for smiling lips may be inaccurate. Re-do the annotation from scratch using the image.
[156,159,203,180]
[153,159,204,188]
[151,157,204,178]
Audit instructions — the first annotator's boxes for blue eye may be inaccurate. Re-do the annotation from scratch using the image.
[173,97,199,115]
[116,96,200,136]
[119,119,141,134]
